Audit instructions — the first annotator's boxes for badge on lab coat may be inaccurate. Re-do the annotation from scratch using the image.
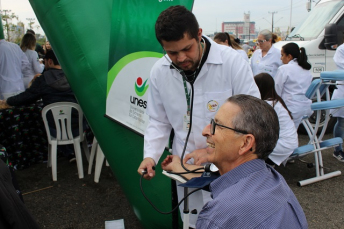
[183,114,190,132]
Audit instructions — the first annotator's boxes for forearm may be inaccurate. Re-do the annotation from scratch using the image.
[164,157,204,180]
[144,117,172,164]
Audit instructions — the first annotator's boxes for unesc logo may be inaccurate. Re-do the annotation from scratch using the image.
[135,77,149,97]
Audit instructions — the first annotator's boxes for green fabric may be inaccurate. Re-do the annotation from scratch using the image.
[29,1,194,228]
[0,15,4,39]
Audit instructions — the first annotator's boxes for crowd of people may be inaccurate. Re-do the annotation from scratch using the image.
[1,4,343,229]
[0,29,85,227]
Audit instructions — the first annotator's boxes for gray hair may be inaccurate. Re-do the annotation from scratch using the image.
[259,29,272,41]
[227,94,279,160]
[259,29,278,43]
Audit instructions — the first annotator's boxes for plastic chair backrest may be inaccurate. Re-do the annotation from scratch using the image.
[42,102,84,143]
[305,79,322,100]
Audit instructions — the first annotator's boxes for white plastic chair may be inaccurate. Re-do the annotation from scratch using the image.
[88,137,108,183]
[42,102,90,181]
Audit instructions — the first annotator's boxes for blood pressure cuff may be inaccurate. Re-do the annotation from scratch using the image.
[178,171,220,192]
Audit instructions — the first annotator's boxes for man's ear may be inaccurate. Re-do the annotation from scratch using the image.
[238,134,255,156]
[197,28,203,41]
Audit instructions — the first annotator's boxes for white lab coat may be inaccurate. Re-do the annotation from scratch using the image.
[266,100,298,166]
[22,49,44,88]
[236,49,249,62]
[144,36,260,227]
[0,40,28,99]
[250,45,282,78]
[330,44,344,118]
[274,59,313,129]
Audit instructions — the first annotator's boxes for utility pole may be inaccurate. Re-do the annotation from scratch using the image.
[26,18,35,29]
[289,0,292,35]
[306,0,312,12]
[269,11,277,33]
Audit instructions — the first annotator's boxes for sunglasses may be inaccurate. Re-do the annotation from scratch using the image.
[256,40,266,44]
[210,119,248,135]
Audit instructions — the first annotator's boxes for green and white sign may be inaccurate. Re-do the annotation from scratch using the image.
[106,0,194,135]
[107,52,162,135]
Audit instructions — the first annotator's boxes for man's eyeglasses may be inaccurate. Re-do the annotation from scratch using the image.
[256,40,266,44]
[210,119,248,135]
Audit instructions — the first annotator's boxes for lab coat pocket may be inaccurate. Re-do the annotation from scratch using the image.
[204,90,232,120]
[260,65,273,74]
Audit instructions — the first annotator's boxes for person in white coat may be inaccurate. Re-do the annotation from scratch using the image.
[330,43,344,162]
[137,6,260,228]
[250,29,282,78]
[20,33,44,88]
[274,42,313,129]
[0,39,29,100]
[254,73,298,166]
[213,32,249,62]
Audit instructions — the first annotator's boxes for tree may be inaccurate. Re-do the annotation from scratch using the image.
[1,10,19,41]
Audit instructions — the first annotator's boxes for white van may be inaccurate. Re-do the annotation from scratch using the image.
[274,0,344,78]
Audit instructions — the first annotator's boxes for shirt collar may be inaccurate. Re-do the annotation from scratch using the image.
[210,159,268,199]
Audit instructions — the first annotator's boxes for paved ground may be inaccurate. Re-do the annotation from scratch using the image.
[15,133,344,229]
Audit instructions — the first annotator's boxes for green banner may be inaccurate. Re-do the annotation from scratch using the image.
[106,1,194,228]
[0,15,4,39]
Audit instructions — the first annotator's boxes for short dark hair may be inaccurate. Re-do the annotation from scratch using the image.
[155,5,199,45]
[26,29,35,35]
[44,50,59,65]
[227,94,279,160]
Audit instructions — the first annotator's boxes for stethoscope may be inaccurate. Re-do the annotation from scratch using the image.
[163,37,206,172]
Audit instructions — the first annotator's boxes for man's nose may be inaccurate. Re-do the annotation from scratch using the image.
[177,52,186,62]
[202,123,211,137]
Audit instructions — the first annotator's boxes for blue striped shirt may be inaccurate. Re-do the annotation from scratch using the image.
[196,159,308,229]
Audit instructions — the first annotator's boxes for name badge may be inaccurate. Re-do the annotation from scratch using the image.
[183,114,190,132]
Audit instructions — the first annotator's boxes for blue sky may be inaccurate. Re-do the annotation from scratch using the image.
[2,0,317,35]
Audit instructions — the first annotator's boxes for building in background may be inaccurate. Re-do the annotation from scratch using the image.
[222,12,257,40]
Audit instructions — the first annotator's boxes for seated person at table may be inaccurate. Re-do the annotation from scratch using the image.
[1,50,80,159]
[161,94,308,229]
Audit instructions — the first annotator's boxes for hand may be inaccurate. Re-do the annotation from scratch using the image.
[137,157,156,180]
[161,155,181,172]
[183,148,209,165]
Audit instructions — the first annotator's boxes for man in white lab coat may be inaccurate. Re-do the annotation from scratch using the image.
[0,39,29,100]
[137,5,260,228]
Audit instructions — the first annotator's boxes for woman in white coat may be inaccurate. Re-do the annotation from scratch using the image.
[250,29,282,78]
[20,33,44,88]
[214,32,249,62]
[274,42,313,129]
[255,73,298,166]
[330,43,344,162]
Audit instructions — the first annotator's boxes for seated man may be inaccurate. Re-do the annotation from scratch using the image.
[162,94,308,229]
[3,50,77,107]
[1,50,80,159]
